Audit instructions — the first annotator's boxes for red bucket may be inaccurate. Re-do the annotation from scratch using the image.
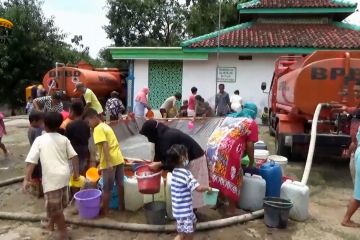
[135,165,162,194]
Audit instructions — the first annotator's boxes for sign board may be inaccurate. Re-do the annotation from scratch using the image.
[217,67,236,83]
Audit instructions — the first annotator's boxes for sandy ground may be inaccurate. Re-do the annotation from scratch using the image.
[0,117,359,240]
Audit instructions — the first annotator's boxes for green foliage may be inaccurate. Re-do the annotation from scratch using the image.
[186,0,239,37]
[105,0,188,46]
[0,0,99,111]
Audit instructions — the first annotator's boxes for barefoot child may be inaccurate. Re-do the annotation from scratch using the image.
[167,144,212,240]
[342,127,360,228]
[84,108,125,215]
[0,112,9,158]
[23,112,80,239]
[28,111,44,198]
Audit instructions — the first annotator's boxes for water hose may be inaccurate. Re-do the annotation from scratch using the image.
[0,210,264,233]
[301,103,327,185]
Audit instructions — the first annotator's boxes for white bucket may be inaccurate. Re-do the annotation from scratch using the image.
[268,155,288,175]
[254,149,269,167]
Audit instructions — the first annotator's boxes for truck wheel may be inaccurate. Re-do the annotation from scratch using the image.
[275,133,291,159]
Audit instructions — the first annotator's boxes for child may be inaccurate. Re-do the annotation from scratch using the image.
[23,112,80,239]
[261,107,269,125]
[180,100,188,117]
[65,102,90,175]
[0,112,8,158]
[83,108,125,215]
[167,144,211,240]
[342,127,360,228]
[26,97,33,114]
[28,111,44,198]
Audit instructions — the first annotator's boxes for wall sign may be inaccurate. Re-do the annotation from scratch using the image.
[217,67,236,83]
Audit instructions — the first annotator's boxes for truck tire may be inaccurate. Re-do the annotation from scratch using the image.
[275,133,291,160]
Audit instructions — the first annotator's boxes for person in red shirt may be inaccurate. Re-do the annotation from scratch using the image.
[187,87,197,117]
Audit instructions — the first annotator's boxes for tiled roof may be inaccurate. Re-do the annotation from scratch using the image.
[183,22,360,49]
[240,0,357,9]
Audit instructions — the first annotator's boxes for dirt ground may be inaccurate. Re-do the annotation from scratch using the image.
[0,117,359,240]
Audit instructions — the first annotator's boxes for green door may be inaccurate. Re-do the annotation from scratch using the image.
[148,61,183,109]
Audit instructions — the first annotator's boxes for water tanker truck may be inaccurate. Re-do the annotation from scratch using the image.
[261,51,360,160]
[27,61,126,106]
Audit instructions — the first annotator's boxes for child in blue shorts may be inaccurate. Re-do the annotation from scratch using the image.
[167,144,211,240]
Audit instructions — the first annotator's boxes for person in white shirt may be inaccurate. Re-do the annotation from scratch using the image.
[230,90,243,112]
[23,112,79,240]
[160,92,182,118]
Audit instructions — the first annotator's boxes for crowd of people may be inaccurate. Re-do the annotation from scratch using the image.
[133,84,246,119]
[15,82,360,240]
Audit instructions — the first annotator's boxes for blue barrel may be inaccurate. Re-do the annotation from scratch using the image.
[260,161,282,197]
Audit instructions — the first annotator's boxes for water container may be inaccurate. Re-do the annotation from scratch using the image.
[124,177,144,211]
[239,173,266,211]
[260,161,282,197]
[254,149,269,168]
[165,172,174,219]
[144,177,166,204]
[268,155,288,176]
[255,141,268,150]
[280,180,310,222]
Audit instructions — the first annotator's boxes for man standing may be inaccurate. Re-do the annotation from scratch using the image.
[215,84,231,117]
[74,82,103,115]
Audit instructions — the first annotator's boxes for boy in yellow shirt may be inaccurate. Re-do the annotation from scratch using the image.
[84,108,124,216]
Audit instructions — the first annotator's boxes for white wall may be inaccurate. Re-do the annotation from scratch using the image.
[182,53,281,112]
[133,54,280,113]
[133,60,149,107]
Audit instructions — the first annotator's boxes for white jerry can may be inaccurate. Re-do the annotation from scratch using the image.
[239,173,266,211]
[124,177,144,212]
[280,180,310,221]
[165,172,174,219]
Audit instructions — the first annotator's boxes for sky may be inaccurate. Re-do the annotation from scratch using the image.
[41,0,360,58]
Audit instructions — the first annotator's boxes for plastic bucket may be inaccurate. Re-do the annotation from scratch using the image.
[69,175,86,188]
[263,197,293,228]
[86,167,100,183]
[254,150,269,168]
[135,165,161,194]
[268,155,288,175]
[74,189,102,219]
[203,188,219,206]
[143,201,167,225]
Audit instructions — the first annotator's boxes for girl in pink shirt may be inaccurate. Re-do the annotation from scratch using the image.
[187,87,197,117]
[0,112,9,157]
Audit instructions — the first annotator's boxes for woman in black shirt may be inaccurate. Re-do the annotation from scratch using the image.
[140,120,209,209]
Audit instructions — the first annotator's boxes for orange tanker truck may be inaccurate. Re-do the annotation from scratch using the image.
[261,51,360,160]
[27,61,126,105]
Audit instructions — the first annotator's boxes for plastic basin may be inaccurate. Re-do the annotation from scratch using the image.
[74,189,102,219]
[263,197,293,228]
[143,201,166,225]
[135,165,161,194]
[86,167,100,183]
[203,188,219,206]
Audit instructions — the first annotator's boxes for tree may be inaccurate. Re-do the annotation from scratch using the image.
[105,0,188,47]
[186,0,240,38]
[0,0,98,113]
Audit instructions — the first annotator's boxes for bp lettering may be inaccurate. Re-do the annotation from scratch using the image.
[311,67,360,83]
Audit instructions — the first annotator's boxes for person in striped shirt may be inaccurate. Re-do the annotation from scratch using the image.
[167,144,211,240]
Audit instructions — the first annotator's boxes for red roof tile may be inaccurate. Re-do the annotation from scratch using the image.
[241,0,356,9]
[185,23,360,49]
